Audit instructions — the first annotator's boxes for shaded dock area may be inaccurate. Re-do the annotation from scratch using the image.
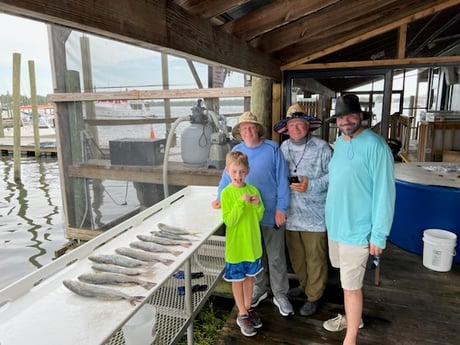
[215,242,460,345]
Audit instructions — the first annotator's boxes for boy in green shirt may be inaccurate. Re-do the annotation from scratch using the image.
[221,151,265,337]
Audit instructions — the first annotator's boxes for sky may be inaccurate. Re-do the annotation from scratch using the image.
[0,13,244,98]
[0,14,53,97]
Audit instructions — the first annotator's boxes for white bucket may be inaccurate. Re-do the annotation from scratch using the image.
[422,229,457,272]
[122,304,157,345]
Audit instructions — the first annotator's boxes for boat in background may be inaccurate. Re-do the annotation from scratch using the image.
[95,99,156,118]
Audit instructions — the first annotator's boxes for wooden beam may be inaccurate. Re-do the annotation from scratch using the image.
[174,0,249,19]
[281,0,460,70]
[221,0,339,40]
[0,0,281,79]
[254,0,400,53]
[286,55,460,71]
[68,161,222,186]
[398,24,408,59]
[47,87,251,102]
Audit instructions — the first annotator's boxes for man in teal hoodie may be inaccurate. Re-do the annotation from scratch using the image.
[323,95,395,345]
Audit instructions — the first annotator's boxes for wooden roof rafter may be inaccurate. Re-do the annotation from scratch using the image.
[281,0,460,71]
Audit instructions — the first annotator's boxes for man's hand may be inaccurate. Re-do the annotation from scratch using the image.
[211,200,221,209]
[369,242,383,256]
[275,209,286,228]
[290,176,308,193]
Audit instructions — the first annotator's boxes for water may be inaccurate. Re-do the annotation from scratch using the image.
[0,156,66,290]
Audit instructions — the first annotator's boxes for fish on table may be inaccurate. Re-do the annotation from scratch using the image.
[130,240,183,256]
[137,234,192,248]
[115,247,174,266]
[153,230,197,242]
[62,279,145,305]
[88,254,150,268]
[78,272,156,290]
[91,263,146,276]
[157,222,201,237]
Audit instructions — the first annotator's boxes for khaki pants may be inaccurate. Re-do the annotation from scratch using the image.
[286,231,328,301]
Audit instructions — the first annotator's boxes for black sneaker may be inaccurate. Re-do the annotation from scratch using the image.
[299,300,318,316]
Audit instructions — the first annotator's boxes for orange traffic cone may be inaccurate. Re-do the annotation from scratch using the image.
[150,126,155,139]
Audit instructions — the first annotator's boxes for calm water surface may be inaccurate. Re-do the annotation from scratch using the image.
[0,156,66,290]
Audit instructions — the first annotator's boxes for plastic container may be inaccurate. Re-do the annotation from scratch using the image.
[122,304,157,345]
[422,229,457,272]
[181,123,212,167]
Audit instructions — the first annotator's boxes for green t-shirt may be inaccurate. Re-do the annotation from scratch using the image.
[221,183,264,264]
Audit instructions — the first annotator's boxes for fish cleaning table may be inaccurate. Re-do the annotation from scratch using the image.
[0,186,225,345]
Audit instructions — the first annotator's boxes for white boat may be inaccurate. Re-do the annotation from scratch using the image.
[95,100,156,118]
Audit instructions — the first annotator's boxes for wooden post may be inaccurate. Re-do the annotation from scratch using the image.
[28,60,41,157]
[12,53,21,181]
[272,82,281,143]
[161,53,173,143]
[65,70,90,229]
[251,77,273,139]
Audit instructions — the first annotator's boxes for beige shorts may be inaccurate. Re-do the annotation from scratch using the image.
[328,239,369,290]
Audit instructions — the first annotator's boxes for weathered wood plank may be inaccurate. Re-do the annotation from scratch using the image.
[68,160,222,186]
[47,87,251,102]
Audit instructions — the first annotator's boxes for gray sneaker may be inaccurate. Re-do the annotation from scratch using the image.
[299,300,319,316]
[236,314,257,337]
[248,308,263,329]
[273,295,294,316]
[251,290,268,308]
[323,313,364,332]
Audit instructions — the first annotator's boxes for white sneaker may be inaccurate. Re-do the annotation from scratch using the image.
[323,313,364,332]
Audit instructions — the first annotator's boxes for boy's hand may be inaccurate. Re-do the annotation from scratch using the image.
[249,195,260,205]
[211,200,221,209]
[241,193,251,202]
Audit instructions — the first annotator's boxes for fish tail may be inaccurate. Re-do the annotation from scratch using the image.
[129,295,145,306]
[181,243,192,248]
[162,259,174,266]
[172,250,182,256]
[141,281,157,290]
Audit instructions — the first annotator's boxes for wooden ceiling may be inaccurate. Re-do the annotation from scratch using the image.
[1,0,459,81]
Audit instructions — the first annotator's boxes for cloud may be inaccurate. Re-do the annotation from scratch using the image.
[0,14,52,96]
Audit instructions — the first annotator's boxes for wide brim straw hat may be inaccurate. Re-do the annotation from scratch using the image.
[273,103,323,134]
[327,94,371,123]
[232,111,266,140]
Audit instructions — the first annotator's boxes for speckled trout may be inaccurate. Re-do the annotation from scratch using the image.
[115,247,174,266]
[63,279,144,305]
[91,263,145,276]
[78,272,156,290]
[88,254,147,268]
[157,222,200,237]
[130,240,182,256]
[137,234,192,248]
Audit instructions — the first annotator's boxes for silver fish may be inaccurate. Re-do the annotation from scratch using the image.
[130,240,182,256]
[154,230,196,242]
[115,247,174,266]
[63,279,144,305]
[137,234,192,248]
[88,254,146,268]
[91,263,145,276]
[157,222,200,237]
[78,273,156,290]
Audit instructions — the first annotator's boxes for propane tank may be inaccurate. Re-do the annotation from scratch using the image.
[181,100,212,167]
